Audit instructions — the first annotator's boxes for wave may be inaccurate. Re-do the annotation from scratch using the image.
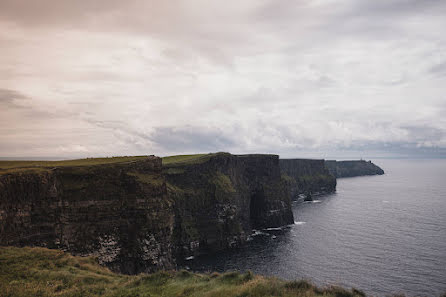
[264,227,283,231]
[303,200,322,204]
[251,230,270,236]
[294,221,306,225]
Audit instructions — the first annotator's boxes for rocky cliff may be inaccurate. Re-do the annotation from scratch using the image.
[0,153,294,273]
[0,157,175,274]
[164,153,294,261]
[279,159,336,200]
[325,160,384,178]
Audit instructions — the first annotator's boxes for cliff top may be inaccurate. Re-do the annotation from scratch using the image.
[162,152,280,167]
[162,154,211,165]
[0,156,150,175]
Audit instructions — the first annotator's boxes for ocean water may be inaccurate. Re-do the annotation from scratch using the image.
[187,159,446,296]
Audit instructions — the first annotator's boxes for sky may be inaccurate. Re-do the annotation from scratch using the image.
[1,0,445,159]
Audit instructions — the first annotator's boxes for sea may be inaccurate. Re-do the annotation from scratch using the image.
[187,159,446,296]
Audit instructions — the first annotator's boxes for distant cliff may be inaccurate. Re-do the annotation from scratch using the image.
[325,160,384,178]
[0,154,294,274]
[279,159,336,200]
[164,153,294,261]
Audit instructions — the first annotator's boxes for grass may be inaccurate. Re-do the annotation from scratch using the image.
[0,156,149,175]
[161,154,209,166]
[212,172,236,193]
[0,246,375,297]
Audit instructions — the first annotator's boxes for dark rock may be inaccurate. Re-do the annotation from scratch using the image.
[164,153,294,260]
[0,153,295,274]
[0,157,175,274]
[303,192,313,202]
[325,160,384,178]
[279,159,336,200]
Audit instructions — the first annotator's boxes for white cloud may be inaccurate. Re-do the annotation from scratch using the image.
[0,0,445,158]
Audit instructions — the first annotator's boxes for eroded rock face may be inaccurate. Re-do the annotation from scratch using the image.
[0,157,175,274]
[279,159,337,199]
[164,153,294,260]
[0,154,296,273]
[325,160,385,178]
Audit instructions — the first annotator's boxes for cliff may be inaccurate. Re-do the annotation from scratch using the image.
[0,153,294,273]
[0,156,175,274]
[163,153,294,261]
[279,159,336,200]
[325,160,384,178]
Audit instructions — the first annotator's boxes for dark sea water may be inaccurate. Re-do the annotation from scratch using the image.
[188,159,446,296]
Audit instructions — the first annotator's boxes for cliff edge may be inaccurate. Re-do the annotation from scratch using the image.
[0,156,175,274]
[163,153,294,261]
[279,159,336,200]
[0,153,294,273]
[325,160,384,178]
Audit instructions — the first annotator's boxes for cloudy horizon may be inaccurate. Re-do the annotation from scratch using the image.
[1,0,445,159]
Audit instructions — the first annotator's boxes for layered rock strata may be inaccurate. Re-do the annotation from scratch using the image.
[279,159,336,200]
[0,153,295,273]
[164,153,294,260]
[0,157,174,274]
[325,160,384,178]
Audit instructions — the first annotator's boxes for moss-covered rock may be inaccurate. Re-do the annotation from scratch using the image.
[163,153,294,261]
[0,156,175,274]
[279,159,336,199]
[325,160,384,178]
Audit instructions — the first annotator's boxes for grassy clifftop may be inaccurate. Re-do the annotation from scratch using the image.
[0,246,369,297]
[161,153,226,166]
[0,156,149,175]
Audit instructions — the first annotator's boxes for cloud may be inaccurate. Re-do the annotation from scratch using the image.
[149,126,235,154]
[0,88,28,108]
[429,61,446,77]
[0,0,445,158]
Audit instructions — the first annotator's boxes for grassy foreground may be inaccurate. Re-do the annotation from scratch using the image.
[0,247,370,297]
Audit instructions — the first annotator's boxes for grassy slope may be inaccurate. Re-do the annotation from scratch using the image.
[0,156,148,175]
[162,154,211,166]
[0,246,368,297]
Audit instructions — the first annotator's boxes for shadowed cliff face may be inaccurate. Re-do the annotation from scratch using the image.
[164,153,294,260]
[279,159,336,200]
[325,160,385,178]
[0,154,295,274]
[0,157,175,274]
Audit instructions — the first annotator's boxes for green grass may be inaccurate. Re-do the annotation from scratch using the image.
[0,246,376,297]
[161,154,209,166]
[212,172,236,193]
[0,156,149,175]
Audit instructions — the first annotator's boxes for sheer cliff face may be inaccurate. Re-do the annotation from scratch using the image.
[325,160,385,178]
[279,159,336,199]
[0,154,295,273]
[164,153,294,259]
[0,157,175,274]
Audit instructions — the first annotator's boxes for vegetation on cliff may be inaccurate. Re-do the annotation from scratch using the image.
[325,160,384,178]
[0,156,148,175]
[0,156,174,274]
[161,154,210,165]
[279,159,336,198]
[0,246,370,297]
[162,153,294,260]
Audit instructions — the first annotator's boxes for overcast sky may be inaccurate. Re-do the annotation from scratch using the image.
[1,0,445,159]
